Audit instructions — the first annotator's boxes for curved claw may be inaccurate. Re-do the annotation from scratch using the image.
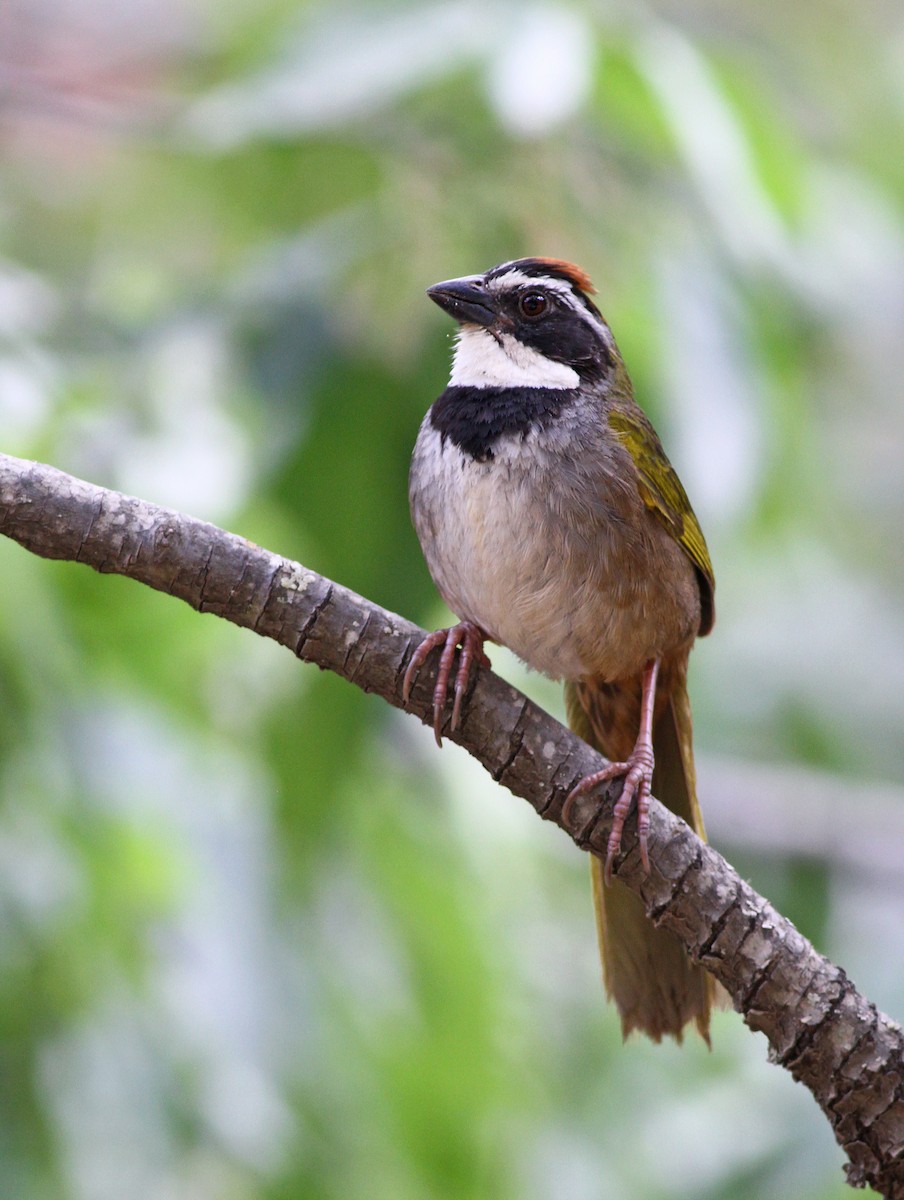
[403,621,488,746]
[402,629,446,705]
[563,748,655,885]
[563,657,660,884]
[561,762,626,832]
[603,754,653,883]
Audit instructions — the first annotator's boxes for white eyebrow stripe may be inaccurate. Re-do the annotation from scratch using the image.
[487,269,608,334]
[487,269,574,296]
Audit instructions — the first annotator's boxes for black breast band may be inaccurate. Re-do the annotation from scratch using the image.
[429,385,577,461]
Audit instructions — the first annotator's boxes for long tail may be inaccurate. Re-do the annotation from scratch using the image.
[565,668,713,1043]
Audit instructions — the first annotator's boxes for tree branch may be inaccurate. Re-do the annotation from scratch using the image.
[1,451,901,1195]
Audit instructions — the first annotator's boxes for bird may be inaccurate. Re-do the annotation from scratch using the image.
[403,256,715,1043]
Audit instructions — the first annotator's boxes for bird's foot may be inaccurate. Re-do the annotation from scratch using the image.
[402,620,489,746]
[563,740,655,884]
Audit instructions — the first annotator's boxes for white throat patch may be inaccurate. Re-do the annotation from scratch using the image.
[448,328,580,390]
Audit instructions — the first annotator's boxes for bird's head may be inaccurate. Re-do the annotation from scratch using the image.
[427,257,618,390]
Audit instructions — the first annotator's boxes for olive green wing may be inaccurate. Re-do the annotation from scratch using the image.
[609,407,715,635]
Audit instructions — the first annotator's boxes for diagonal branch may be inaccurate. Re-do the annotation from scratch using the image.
[0,450,902,1196]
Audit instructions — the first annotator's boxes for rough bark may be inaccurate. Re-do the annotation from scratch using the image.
[0,451,901,1195]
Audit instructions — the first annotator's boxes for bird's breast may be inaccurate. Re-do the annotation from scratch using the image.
[409,415,699,683]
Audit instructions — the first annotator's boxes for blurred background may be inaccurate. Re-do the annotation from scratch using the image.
[1,0,903,1196]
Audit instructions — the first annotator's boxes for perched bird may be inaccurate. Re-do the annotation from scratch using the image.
[404,257,715,1043]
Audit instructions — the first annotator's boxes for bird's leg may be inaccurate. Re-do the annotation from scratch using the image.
[402,621,489,747]
[563,658,660,883]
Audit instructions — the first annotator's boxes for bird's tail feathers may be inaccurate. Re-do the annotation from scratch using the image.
[566,673,713,1043]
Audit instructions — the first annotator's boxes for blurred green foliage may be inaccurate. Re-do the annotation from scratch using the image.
[2,0,903,1196]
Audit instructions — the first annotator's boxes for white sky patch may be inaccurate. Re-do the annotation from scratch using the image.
[486,4,594,137]
[634,24,790,273]
[448,328,579,389]
[118,319,253,521]
[188,2,508,147]
[656,246,762,526]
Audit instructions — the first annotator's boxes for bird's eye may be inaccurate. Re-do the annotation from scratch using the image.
[519,292,547,318]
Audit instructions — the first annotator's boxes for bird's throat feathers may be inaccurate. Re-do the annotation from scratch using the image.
[449,327,580,390]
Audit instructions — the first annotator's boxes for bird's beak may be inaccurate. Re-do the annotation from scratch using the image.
[427,275,495,327]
